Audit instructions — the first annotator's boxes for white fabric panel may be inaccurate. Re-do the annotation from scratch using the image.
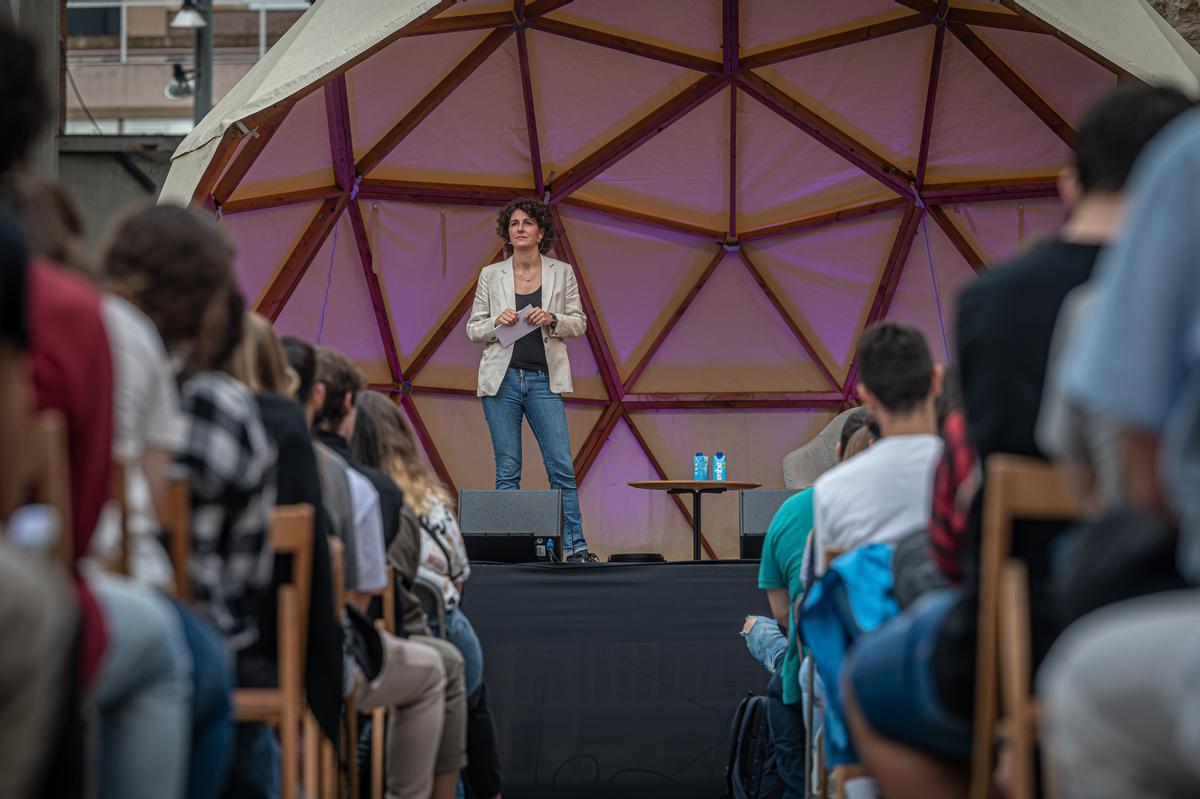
[159,136,220,206]
[576,88,730,230]
[952,199,1066,266]
[745,209,904,380]
[558,205,720,378]
[232,86,333,198]
[753,25,933,169]
[630,254,830,393]
[627,409,837,558]
[527,30,702,178]
[740,0,904,55]
[221,201,321,307]
[546,0,722,58]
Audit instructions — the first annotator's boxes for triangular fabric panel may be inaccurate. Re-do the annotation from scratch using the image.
[575,88,730,231]
[562,336,608,400]
[273,212,394,383]
[345,30,489,164]
[745,208,903,381]
[222,201,321,308]
[410,393,602,492]
[925,34,1072,183]
[544,0,722,59]
[630,253,831,393]
[232,87,333,199]
[953,198,1065,266]
[740,0,905,55]
[753,25,934,170]
[885,213,978,363]
[527,29,704,179]
[372,36,532,186]
[577,416,696,561]
[368,201,503,361]
[433,1,510,17]
[736,88,895,232]
[972,27,1116,130]
[558,204,720,379]
[627,408,837,557]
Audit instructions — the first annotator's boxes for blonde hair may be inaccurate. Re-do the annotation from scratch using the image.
[842,425,877,461]
[228,311,298,396]
[354,391,452,517]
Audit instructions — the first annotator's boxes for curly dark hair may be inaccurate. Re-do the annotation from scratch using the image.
[496,198,556,255]
[0,24,48,176]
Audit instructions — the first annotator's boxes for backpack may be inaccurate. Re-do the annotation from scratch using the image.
[724,693,784,799]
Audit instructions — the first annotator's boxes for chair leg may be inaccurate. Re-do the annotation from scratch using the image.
[280,712,299,799]
[320,735,336,799]
[371,707,385,799]
[304,711,320,799]
[347,696,360,799]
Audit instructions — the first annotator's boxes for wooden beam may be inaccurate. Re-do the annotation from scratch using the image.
[994,0,1134,80]
[573,401,623,485]
[946,8,1044,33]
[623,412,719,560]
[893,0,936,13]
[212,108,289,206]
[949,23,1075,147]
[736,249,842,393]
[923,176,1058,204]
[728,87,738,238]
[739,14,929,69]
[725,0,737,234]
[220,185,344,215]
[406,11,514,36]
[348,201,404,381]
[622,248,726,394]
[740,197,906,242]
[559,196,724,239]
[915,12,946,188]
[843,202,924,397]
[357,179,530,206]
[324,76,355,192]
[928,205,986,274]
[356,27,513,176]
[256,193,349,321]
[549,74,728,202]
[551,207,624,400]
[515,25,546,197]
[399,394,458,499]
[526,0,575,18]
[736,71,910,196]
[190,125,246,206]
[623,392,846,410]
[530,17,724,74]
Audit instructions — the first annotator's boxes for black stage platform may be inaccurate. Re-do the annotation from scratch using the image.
[461,560,769,799]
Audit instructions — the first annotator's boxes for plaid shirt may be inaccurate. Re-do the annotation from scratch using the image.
[177,372,277,650]
[929,409,976,583]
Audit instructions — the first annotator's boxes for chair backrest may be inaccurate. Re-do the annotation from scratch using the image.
[969,455,1080,799]
[2,411,74,568]
[270,504,315,673]
[107,460,130,575]
[161,477,192,601]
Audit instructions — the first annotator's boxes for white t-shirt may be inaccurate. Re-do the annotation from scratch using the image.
[812,434,943,575]
[92,294,185,586]
[346,468,388,593]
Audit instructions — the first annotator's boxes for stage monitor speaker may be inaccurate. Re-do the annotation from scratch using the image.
[739,489,802,559]
[459,489,563,563]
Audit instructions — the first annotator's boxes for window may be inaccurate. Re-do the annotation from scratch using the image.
[68,8,121,37]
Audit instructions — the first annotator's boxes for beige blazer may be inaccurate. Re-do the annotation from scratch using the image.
[466,254,587,397]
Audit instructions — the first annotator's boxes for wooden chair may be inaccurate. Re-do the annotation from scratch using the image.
[104,460,131,575]
[160,477,192,601]
[0,410,74,566]
[969,455,1080,799]
[233,504,315,799]
[368,568,398,799]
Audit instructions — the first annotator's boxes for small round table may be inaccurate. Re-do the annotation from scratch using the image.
[628,480,762,560]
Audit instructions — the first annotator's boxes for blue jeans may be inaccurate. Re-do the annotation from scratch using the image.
[482,368,586,555]
[171,604,235,799]
[742,615,788,674]
[431,607,484,696]
[767,671,807,799]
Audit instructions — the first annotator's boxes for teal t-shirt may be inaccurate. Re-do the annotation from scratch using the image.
[757,487,814,706]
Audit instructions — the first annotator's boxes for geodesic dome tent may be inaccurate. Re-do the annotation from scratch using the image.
[162,0,1200,560]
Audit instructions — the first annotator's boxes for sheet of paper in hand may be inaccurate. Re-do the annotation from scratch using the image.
[495,304,538,347]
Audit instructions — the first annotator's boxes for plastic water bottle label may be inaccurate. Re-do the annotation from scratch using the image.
[692,452,709,480]
[713,452,727,481]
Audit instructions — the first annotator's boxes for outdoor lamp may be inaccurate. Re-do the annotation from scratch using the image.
[170,0,207,29]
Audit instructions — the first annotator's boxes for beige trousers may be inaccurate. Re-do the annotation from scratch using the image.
[411,633,468,773]
[355,632,446,799]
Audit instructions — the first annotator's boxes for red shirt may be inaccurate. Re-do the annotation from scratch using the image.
[929,409,976,583]
[29,258,112,684]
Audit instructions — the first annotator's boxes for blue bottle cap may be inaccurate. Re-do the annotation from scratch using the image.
[695,451,703,456]
[716,451,724,457]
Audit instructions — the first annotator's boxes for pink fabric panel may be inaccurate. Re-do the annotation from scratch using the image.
[630,253,830,393]
[953,198,1066,265]
[741,0,904,55]
[737,89,893,231]
[233,87,333,197]
[373,36,532,185]
[545,0,721,58]
[273,211,394,383]
[221,201,319,306]
[925,34,1071,182]
[575,88,730,230]
[436,1,509,17]
[627,408,836,557]
[972,27,1116,130]
[577,417,697,561]
[369,201,504,360]
[885,213,977,362]
[753,25,933,169]
[562,335,607,399]
[345,30,487,164]
[558,205,721,378]
[412,320,488,391]
[526,29,703,178]
[745,209,904,379]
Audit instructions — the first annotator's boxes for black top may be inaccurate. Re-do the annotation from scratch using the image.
[934,238,1101,720]
[509,287,548,373]
[241,392,343,745]
[0,212,27,349]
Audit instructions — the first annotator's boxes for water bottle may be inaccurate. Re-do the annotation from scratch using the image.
[713,451,727,481]
[692,451,709,480]
[545,538,556,563]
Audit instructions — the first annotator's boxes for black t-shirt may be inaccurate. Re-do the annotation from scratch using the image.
[934,238,1102,720]
[509,287,548,373]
